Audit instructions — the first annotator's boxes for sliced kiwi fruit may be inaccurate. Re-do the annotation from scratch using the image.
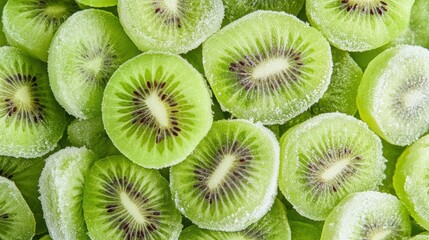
[48,9,140,120]
[0,176,36,240]
[279,113,386,220]
[357,45,429,146]
[67,118,120,158]
[222,0,305,23]
[321,191,411,239]
[203,11,332,125]
[393,134,429,231]
[0,155,46,234]
[83,155,182,240]
[118,0,223,54]
[102,52,213,169]
[170,119,279,231]
[0,46,67,158]
[412,233,429,240]
[2,0,79,61]
[306,0,414,52]
[289,221,322,240]
[76,0,116,8]
[179,199,291,239]
[39,147,97,240]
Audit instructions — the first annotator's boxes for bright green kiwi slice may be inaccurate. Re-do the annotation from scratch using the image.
[48,9,140,120]
[203,11,332,125]
[279,113,385,220]
[289,221,322,240]
[83,155,182,240]
[170,119,279,231]
[412,233,429,240]
[393,134,429,231]
[179,199,291,239]
[2,0,79,61]
[357,45,429,146]
[76,0,116,8]
[102,53,213,169]
[0,155,46,234]
[0,46,67,158]
[306,0,414,52]
[0,176,36,240]
[118,0,223,54]
[39,147,97,240]
[321,191,411,239]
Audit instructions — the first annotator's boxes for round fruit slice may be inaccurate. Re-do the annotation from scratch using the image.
[102,53,213,169]
[357,45,429,146]
[279,113,385,220]
[2,0,79,61]
[0,176,36,240]
[118,0,223,54]
[321,191,411,239]
[0,46,67,158]
[48,9,140,120]
[203,11,332,125]
[393,134,429,231]
[83,155,182,240]
[170,119,279,231]
[306,0,414,52]
[39,147,97,240]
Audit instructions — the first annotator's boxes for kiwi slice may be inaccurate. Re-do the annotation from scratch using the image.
[0,46,67,158]
[203,11,332,125]
[2,0,79,61]
[102,52,213,169]
[39,147,97,240]
[279,113,385,220]
[222,0,305,23]
[0,155,46,234]
[0,176,36,240]
[412,233,429,240]
[76,0,116,8]
[118,0,223,54]
[393,134,429,231]
[67,118,120,158]
[357,45,429,146]
[83,155,182,240]
[48,9,140,120]
[289,221,322,240]
[306,0,414,52]
[170,119,279,231]
[321,191,411,239]
[179,199,291,239]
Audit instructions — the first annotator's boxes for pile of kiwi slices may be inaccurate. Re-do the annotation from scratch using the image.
[1,0,429,239]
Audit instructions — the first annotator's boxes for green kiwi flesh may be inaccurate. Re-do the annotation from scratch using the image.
[170,119,279,231]
[279,113,385,220]
[203,11,332,125]
[0,46,67,158]
[0,0,8,46]
[83,155,183,240]
[76,0,117,8]
[411,233,429,240]
[102,53,213,169]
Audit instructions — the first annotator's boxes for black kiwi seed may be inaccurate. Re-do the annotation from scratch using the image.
[341,0,388,16]
[152,0,186,28]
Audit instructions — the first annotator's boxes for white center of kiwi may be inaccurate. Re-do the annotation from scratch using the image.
[369,229,392,240]
[252,58,290,80]
[145,93,170,128]
[207,154,236,189]
[120,192,146,224]
[163,0,179,13]
[402,89,426,109]
[13,86,32,108]
[320,158,351,182]
[85,56,104,76]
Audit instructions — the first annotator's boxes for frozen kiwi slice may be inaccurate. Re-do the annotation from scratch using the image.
[357,45,429,146]
[170,119,279,231]
[0,176,36,240]
[102,53,212,169]
[306,0,414,52]
[393,134,429,231]
[203,11,332,125]
[279,113,385,220]
[0,46,67,158]
[2,0,79,61]
[289,221,322,240]
[118,0,223,54]
[83,155,182,240]
[321,191,411,239]
[76,0,116,8]
[222,0,305,23]
[67,118,119,158]
[179,199,291,239]
[39,147,97,240]
[49,9,140,120]
[0,155,46,234]
[412,233,429,240]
